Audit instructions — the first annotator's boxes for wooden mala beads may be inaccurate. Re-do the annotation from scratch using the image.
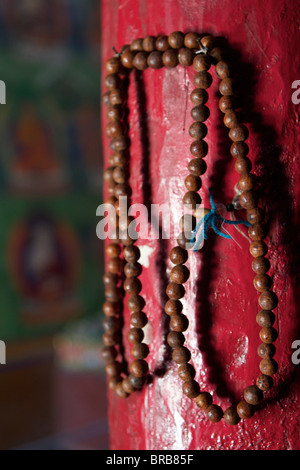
[102,31,279,424]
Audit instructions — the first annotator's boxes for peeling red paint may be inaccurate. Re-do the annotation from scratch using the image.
[101,0,300,450]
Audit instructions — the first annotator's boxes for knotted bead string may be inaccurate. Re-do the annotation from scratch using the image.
[102,31,279,424]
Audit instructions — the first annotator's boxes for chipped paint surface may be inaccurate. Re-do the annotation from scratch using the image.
[102,0,300,450]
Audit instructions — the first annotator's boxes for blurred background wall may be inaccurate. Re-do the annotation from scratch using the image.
[0,0,107,449]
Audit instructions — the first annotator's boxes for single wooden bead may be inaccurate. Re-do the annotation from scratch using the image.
[170,246,188,265]
[178,48,195,66]
[130,359,148,377]
[170,314,189,332]
[128,294,146,312]
[223,406,241,425]
[191,104,210,122]
[195,392,213,409]
[189,122,207,139]
[219,95,235,113]
[167,331,185,348]
[155,35,169,51]
[172,346,191,364]
[247,207,264,225]
[112,151,129,167]
[106,121,123,139]
[107,257,123,274]
[121,50,136,68]
[183,191,201,209]
[130,311,148,328]
[107,181,116,195]
[259,358,278,376]
[190,88,208,105]
[103,91,111,106]
[219,77,234,95]
[259,290,278,310]
[239,190,256,210]
[259,327,278,344]
[131,342,149,359]
[200,35,214,51]
[107,105,123,121]
[166,282,185,300]
[184,174,202,192]
[177,231,195,250]
[108,376,122,391]
[111,135,129,152]
[130,38,144,51]
[103,300,120,316]
[235,157,252,174]
[102,331,119,347]
[128,327,144,344]
[230,141,249,158]
[256,374,273,391]
[257,342,276,358]
[102,345,117,362]
[122,377,136,394]
[193,54,211,72]
[109,89,123,106]
[143,35,156,52]
[178,363,196,381]
[239,173,256,191]
[124,277,142,294]
[168,31,185,49]
[115,382,130,399]
[103,315,119,333]
[253,274,272,292]
[105,243,121,258]
[256,310,275,328]
[252,256,270,274]
[133,51,149,70]
[112,166,128,184]
[103,272,118,287]
[124,245,140,262]
[193,71,213,89]
[164,299,183,315]
[182,380,200,398]
[229,124,249,142]
[147,51,164,69]
[170,265,190,284]
[162,49,179,68]
[223,110,239,128]
[206,405,223,422]
[190,140,208,157]
[250,240,268,258]
[105,360,122,377]
[128,374,146,390]
[244,385,263,405]
[103,166,115,183]
[188,157,207,176]
[105,56,121,74]
[236,401,254,419]
[105,73,120,90]
[124,262,143,278]
[215,60,231,79]
[209,46,224,62]
[105,287,122,302]
[184,32,200,49]
[179,214,197,232]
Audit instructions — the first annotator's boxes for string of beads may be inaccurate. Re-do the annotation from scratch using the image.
[102,31,278,424]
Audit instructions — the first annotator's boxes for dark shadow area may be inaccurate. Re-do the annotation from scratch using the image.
[133,70,172,379]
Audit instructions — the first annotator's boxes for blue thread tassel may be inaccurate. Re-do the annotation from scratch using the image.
[192,189,251,252]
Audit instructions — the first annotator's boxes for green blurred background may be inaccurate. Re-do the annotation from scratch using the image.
[0,0,107,449]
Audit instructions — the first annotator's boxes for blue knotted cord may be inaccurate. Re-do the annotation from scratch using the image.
[192,189,251,252]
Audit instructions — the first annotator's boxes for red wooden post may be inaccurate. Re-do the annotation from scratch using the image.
[101,0,300,450]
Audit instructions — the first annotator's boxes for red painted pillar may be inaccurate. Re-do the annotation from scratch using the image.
[101,0,300,450]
